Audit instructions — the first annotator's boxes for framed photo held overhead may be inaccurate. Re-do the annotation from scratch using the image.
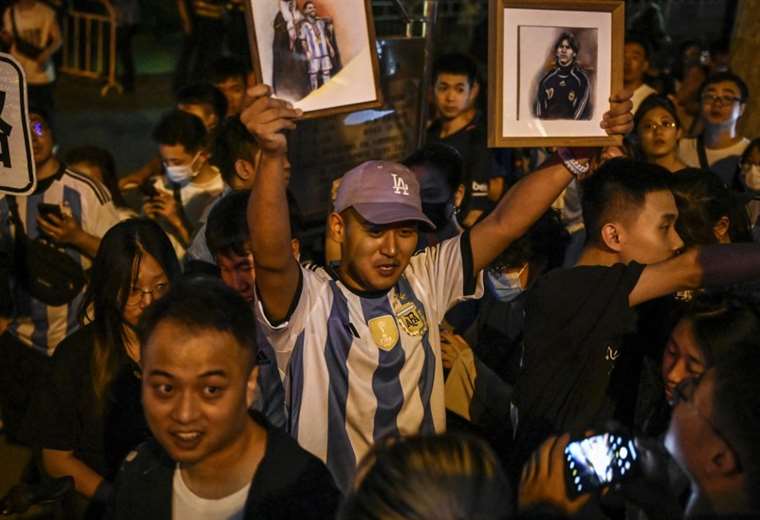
[488,0,624,147]
[244,0,383,119]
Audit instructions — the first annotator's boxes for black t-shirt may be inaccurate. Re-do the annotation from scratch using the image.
[426,112,508,212]
[513,262,645,465]
[29,325,148,479]
[108,413,341,519]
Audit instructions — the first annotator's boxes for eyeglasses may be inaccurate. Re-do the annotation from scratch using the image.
[701,93,742,106]
[125,281,169,307]
[673,375,743,471]
[31,121,48,138]
[639,120,678,132]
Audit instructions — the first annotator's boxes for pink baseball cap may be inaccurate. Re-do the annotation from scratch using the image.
[334,161,436,230]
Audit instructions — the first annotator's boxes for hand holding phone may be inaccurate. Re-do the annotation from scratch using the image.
[564,433,639,498]
[37,203,63,220]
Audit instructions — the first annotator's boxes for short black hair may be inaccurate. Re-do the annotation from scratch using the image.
[555,31,579,54]
[711,341,760,508]
[211,117,259,185]
[206,190,252,259]
[581,158,672,245]
[699,71,749,103]
[176,82,228,124]
[138,276,259,369]
[634,94,681,130]
[625,33,653,60]
[206,55,248,85]
[403,143,464,200]
[152,109,208,153]
[432,53,479,86]
[491,208,569,271]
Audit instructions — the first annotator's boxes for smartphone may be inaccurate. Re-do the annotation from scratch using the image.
[564,433,638,497]
[37,203,63,219]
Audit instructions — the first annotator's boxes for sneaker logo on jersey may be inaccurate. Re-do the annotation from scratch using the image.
[394,300,428,337]
[368,315,399,351]
[391,173,410,196]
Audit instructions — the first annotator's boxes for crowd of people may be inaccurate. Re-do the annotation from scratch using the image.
[0,1,759,519]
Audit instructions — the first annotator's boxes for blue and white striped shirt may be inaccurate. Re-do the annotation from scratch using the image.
[257,234,483,491]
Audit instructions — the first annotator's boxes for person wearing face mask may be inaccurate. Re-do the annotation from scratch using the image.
[143,109,224,254]
[440,210,569,467]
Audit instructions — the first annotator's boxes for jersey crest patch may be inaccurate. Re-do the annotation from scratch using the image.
[393,294,428,337]
[546,88,554,99]
[568,91,576,102]
[368,315,399,351]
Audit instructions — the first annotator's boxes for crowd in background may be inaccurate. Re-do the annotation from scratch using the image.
[0,0,759,519]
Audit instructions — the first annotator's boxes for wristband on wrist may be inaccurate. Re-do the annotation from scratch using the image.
[557,147,598,179]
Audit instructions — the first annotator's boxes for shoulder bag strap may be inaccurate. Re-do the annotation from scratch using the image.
[5,196,26,238]
[696,134,710,171]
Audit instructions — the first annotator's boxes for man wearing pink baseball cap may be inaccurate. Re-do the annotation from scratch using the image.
[241,84,634,492]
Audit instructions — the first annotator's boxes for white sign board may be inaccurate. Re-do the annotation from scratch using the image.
[0,52,35,195]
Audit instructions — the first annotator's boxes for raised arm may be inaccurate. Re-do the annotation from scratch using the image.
[469,91,634,275]
[241,85,301,322]
[629,243,760,306]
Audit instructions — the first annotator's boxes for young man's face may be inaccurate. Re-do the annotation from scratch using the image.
[217,251,256,304]
[700,80,745,128]
[159,143,204,171]
[433,73,478,121]
[661,318,705,404]
[624,42,649,84]
[30,114,54,166]
[555,39,576,66]
[142,321,256,466]
[214,76,246,117]
[665,370,721,489]
[616,190,684,265]
[333,210,418,292]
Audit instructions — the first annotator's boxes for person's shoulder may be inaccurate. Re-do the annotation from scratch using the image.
[531,263,640,300]
[117,438,172,481]
[61,167,113,205]
[263,426,337,486]
[52,324,94,364]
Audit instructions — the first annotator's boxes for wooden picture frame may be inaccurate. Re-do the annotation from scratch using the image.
[488,0,624,147]
[245,0,383,120]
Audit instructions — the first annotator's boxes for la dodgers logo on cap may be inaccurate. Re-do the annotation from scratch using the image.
[391,173,409,196]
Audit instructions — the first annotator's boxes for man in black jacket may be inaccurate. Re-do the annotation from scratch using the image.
[108,277,339,519]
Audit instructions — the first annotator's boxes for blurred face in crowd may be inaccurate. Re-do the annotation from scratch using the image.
[332,209,418,292]
[159,143,207,175]
[611,190,684,264]
[624,42,649,84]
[178,102,219,132]
[700,80,745,128]
[662,319,705,404]
[217,250,256,304]
[142,321,257,467]
[214,76,246,117]
[637,106,682,161]
[433,73,478,121]
[122,251,170,327]
[30,113,54,166]
[555,39,576,66]
[740,145,760,191]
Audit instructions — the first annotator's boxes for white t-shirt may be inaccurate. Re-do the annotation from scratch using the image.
[631,83,657,114]
[3,2,57,85]
[172,467,250,520]
[155,171,225,228]
[678,137,750,185]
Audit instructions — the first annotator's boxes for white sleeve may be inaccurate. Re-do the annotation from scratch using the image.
[81,193,121,238]
[405,232,484,323]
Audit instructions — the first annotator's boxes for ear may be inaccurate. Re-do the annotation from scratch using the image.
[713,216,731,243]
[454,184,465,208]
[676,126,683,141]
[469,81,480,103]
[290,238,301,260]
[245,365,260,409]
[643,58,650,74]
[739,102,746,117]
[234,158,256,182]
[710,443,741,476]
[600,222,624,252]
[328,212,346,244]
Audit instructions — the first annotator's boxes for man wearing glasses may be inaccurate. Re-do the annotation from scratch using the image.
[664,345,760,517]
[678,71,750,185]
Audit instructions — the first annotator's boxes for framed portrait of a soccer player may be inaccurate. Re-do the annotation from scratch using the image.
[487,0,624,147]
[245,0,383,119]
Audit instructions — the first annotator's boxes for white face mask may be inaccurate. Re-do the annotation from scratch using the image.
[164,152,201,185]
[486,263,528,303]
[744,164,760,191]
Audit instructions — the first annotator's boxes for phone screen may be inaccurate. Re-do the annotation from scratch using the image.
[564,433,637,496]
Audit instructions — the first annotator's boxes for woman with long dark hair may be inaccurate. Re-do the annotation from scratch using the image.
[633,94,688,172]
[27,219,180,515]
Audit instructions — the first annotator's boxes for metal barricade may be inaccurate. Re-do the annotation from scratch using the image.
[59,0,121,96]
